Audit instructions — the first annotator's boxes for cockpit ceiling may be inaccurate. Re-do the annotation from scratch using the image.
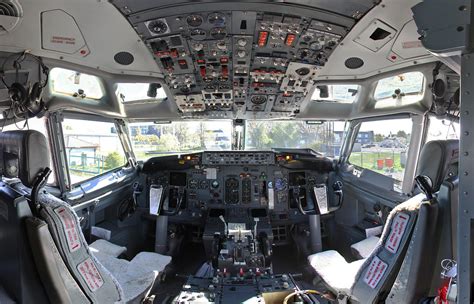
[0,0,437,120]
[110,1,356,116]
[110,0,377,20]
[105,0,434,119]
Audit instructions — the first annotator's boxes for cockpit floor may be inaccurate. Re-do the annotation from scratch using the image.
[151,242,206,303]
[151,243,311,303]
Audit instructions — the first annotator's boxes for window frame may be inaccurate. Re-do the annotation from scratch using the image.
[311,84,360,104]
[49,67,106,101]
[342,114,424,194]
[59,112,131,188]
[373,71,426,101]
[128,120,234,161]
[243,119,347,156]
[423,114,460,143]
[115,82,167,103]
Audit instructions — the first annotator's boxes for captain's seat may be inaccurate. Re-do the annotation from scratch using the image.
[308,140,459,303]
[0,130,171,303]
[350,139,459,259]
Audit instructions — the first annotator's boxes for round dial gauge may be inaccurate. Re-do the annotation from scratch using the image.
[251,95,267,105]
[297,48,313,59]
[190,28,207,41]
[199,180,209,189]
[186,14,203,27]
[211,180,220,189]
[148,20,168,35]
[237,38,247,46]
[275,178,288,191]
[192,42,204,51]
[210,27,227,40]
[208,12,226,25]
[188,178,198,189]
[295,67,310,76]
[309,41,323,51]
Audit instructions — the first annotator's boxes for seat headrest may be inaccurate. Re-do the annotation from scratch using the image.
[416,139,459,191]
[0,130,50,187]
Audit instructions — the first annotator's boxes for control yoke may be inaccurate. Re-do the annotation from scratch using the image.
[333,180,344,207]
[292,186,316,215]
[161,186,185,216]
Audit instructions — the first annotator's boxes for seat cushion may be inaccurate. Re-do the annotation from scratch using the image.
[308,250,365,294]
[93,252,158,304]
[351,236,380,259]
[90,239,127,258]
[130,252,172,274]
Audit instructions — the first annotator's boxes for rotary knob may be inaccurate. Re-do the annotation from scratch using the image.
[193,43,204,51]
[237,50,246,58]
[237,38,247,46]
[217,41,227,50]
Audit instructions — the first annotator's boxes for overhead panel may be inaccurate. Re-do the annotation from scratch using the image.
[110,0,376,119]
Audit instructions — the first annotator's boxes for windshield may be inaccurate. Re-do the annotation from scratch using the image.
[129,121,232,160]
[245,120,346,157]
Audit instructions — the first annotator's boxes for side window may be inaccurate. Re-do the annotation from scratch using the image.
[425,116,459,142]
[2,117,57,185]
[374,72,425,108]
[62,119,127,184]
[50,68,104,100]
[348,118,413,191]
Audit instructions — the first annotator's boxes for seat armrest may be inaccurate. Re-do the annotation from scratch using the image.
[90,239,127,258]
[351,236,380,259]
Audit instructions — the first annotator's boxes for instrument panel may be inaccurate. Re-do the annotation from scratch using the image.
[142,151,334,224]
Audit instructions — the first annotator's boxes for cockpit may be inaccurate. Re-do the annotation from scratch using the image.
[0,0,469,303]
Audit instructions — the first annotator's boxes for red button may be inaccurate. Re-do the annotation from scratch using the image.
[200,66,206,78]
[222,65,228,77]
